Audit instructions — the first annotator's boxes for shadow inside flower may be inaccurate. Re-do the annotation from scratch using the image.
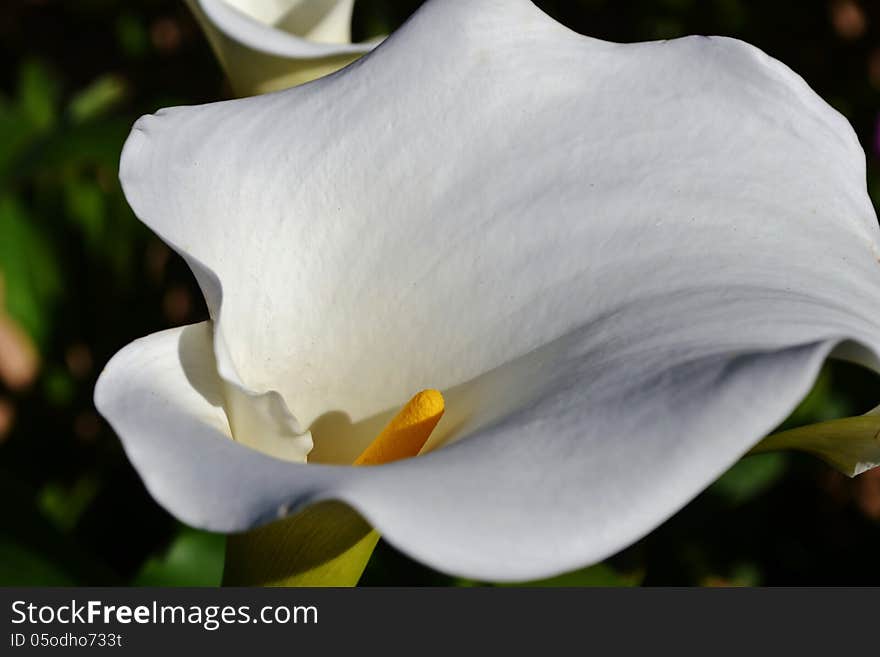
[309,408,397,464]
[178,322,226,409]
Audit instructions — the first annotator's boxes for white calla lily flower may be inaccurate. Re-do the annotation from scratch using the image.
[185,0,380,95]
[97,0,880,582]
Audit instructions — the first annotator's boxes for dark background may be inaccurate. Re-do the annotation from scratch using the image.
[1,0,880,586]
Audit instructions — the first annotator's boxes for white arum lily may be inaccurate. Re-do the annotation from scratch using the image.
[185,0,380,95]
[97,0,880,583]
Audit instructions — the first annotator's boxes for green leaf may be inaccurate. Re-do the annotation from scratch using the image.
[63,176,107,250]
[38,477,101,533]
[0,100,39,181]
[0,195,62,346]
[710,452,788,506]
[116,13,150,59]
[27,119,129,174]
[776,365,853,430]
[17,59,59,133]
[134,528,225,587]
[0,538,75,586]
[0,471,120,585]
[68,75,128,125]
[43,366,75,407]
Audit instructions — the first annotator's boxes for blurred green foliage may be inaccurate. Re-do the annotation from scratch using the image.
[133,529,225,586]
[1,0,880,587]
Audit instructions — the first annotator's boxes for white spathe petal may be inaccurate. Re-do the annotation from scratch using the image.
[107,0,880,580]
[121,0,880,437]
[223,0,356,43]
[94,322,320,528]
[186,0,379,95]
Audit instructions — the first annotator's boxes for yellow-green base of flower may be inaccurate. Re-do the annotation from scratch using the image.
[223,501,379,587]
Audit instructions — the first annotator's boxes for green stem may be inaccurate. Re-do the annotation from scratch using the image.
[750,415,880,477]
[223,501,380,587]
